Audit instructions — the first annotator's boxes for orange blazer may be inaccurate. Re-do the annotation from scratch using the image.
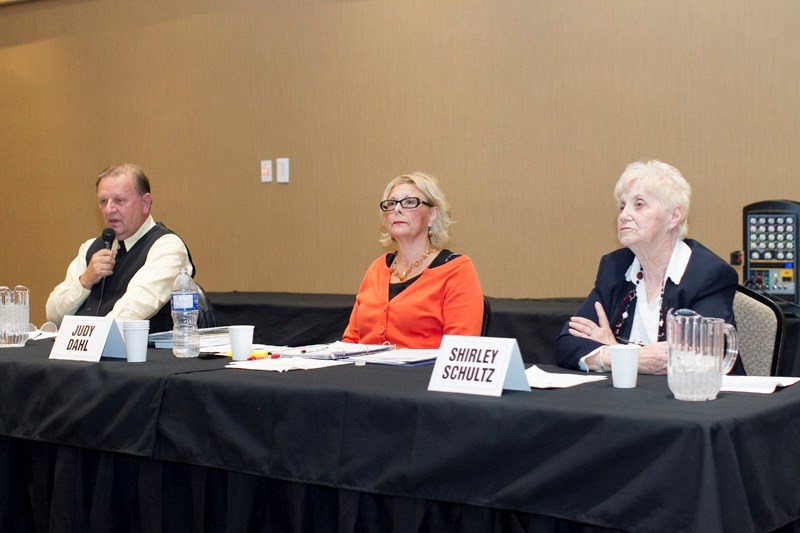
[342,253,484,349]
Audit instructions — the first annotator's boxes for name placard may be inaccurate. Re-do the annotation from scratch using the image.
[428,335,530,396]
[50,316,126,362]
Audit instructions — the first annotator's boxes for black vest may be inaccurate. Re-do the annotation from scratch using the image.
[76,222,195,332]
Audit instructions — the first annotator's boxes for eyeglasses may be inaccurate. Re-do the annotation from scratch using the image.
[379,197,433,211]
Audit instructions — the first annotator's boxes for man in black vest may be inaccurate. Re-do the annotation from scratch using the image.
[46,163,195,332]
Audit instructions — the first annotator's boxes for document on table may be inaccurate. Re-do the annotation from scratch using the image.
[273,341,395,360]
[148,326,230,349]
[224,346,436,370]
[525,365,608,389]
[721,375,800,394]
[349,348,438,365]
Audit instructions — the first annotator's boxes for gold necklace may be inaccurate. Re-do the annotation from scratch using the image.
[391,248,436,281]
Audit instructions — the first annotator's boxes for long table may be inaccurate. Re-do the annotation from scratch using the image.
[1,341,800,532]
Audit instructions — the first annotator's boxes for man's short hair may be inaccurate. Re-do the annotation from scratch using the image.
[95,163,151,196]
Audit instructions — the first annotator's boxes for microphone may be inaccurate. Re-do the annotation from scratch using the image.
[97,228,116,315]
[101,227,115,250]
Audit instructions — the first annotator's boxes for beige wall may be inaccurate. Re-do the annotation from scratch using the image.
[2,0,800,325]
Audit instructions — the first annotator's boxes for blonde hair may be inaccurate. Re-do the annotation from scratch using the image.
[614,160,691,238]
[379,171,452,248]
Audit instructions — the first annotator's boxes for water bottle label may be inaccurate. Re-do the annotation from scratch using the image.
[171,293,199,311]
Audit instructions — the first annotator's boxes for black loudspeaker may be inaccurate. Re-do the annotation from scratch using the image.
[743,200,800,308]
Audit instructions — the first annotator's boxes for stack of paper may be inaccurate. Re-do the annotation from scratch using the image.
[148,326,230,349]
[349,348,438,365]
[227,358,351,372]
[223,344,439,371]
[274,341,395,360]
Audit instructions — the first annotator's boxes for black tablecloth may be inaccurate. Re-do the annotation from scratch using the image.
[0,344,226,456]
[2,341,800,532]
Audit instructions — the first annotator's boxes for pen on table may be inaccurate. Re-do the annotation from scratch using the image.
[299,344,329,354]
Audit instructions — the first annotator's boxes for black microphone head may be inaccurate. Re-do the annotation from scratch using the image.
[101,227,116,250]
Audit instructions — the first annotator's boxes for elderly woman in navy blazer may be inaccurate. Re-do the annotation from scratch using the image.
[555,160,740,374]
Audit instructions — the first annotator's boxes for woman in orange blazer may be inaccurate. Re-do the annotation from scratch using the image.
[342,172,484,349]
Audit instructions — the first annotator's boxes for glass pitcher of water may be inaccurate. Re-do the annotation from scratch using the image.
[0,285,30,347]
[666,308,738,401]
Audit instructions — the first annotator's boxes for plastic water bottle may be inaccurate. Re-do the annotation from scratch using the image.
[171,267,199,358]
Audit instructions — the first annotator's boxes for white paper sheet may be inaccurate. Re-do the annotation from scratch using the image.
[27,330,59,341]
[525,365,608,389]
[721,375,800,394]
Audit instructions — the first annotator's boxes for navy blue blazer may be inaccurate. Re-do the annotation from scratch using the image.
[554,239,739,372]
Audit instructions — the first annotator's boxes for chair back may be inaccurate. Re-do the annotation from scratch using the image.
[196,283,217,329]
[481,296,491,336]
[733,285,785,376]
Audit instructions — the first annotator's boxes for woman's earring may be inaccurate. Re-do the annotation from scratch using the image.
[428,227,433,239]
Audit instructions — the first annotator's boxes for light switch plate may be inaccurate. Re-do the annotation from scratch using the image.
[277,158,290,184]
